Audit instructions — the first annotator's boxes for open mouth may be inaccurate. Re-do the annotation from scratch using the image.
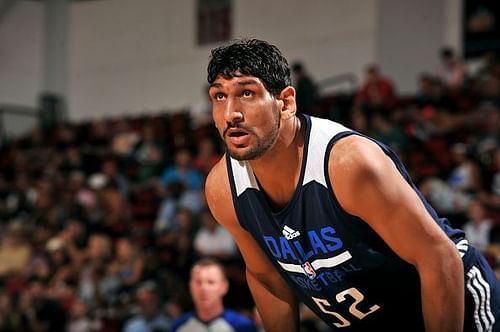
[229,131,247,137]
[225,126,248,137]
[225,128,250,145]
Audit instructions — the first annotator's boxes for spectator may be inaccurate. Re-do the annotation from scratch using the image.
[447,143,482,194]
[77,234,113,310]
[470,101,500,170]
[100,157,130,199]
[370,112,408,157]
[131,124,168,183]
[156,207,198,279]
[415,73,457,112]
[462,199,493,253]
[291,62,319,115]
[419,176,473,222]
[353,64,397,128]
[170,258,257,332]
[67,296,97,332]
[59,218,89,268]
[123,281,170,332]
[189,85,213,130]
[192,137,221,177]
[478,147,500,213]
[435,46,466,90]
[45,235,75,288]
[84,120,111,158]
[0,220,32,278]
[154,181,204,235]
[89,171,130,237]
[59,146,86,178]
[110,120,140,160]
[0,290,31,332]
[193,209,237,261]
[108,237,145,292]
[25,276,68,332]
[161,149,204,191]
[491,148,500,198]
[4,173,35,219]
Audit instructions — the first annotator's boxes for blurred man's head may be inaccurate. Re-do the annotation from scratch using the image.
[136,281,160,320]
[189,258,228,313]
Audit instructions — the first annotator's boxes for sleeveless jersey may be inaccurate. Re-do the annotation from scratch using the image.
[226,115,472,331]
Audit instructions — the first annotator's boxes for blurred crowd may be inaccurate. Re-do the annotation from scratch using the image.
[0,47,499,332]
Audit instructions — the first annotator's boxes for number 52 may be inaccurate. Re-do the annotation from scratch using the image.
[313,287,380,328]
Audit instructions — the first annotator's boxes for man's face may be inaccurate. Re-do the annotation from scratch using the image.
[209,73,281,161]
[189,265,228,310]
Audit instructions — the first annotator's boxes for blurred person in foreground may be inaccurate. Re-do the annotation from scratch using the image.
[170,258,257,332]
[204,38,500,331]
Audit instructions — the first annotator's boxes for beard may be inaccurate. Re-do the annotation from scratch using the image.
[224,105,281,161]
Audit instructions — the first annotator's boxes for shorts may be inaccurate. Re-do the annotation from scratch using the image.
[464,246,500,332]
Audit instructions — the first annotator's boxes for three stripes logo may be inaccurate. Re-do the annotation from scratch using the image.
[282,225,301,240]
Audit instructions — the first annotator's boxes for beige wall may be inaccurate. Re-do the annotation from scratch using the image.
[68,0,379,120]
[0,0,462,124]
[0,1,44,107]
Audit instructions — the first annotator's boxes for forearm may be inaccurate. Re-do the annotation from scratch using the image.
[419,248,464,332]
[246,269,299,332]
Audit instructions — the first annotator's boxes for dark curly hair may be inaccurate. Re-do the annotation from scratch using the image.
[207,38,292,96]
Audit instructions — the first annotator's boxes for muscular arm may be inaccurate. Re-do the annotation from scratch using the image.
[330,136,464,332]
[205,158,299,331]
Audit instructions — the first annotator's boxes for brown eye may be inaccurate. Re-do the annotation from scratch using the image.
[242,90,253,98]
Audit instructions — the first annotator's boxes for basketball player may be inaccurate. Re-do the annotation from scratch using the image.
[204,38,500,331]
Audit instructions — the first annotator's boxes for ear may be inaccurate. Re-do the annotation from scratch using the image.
[277,86,297,120]
[221,280,229,296]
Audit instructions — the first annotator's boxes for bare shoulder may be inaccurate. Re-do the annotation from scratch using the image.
[204,155,238,230]
[329,134,389,177]
[328,134,396,211]
[205,155,230,206]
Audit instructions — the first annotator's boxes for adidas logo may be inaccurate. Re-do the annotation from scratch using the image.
[282,225,301,240]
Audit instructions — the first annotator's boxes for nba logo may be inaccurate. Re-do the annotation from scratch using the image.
[301,262,317,280]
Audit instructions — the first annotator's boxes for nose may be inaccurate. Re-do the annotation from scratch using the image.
[223,98,243,125]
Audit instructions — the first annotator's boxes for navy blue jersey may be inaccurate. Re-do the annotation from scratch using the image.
[226,115,486,331]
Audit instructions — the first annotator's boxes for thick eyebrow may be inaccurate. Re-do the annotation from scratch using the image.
[236,79,261,87]
[209,82,222,89]
[209,78,261,90]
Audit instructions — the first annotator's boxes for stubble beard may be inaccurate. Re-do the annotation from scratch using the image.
[225,106,281,161]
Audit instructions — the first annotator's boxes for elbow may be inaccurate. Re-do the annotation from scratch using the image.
[417,239,464,281]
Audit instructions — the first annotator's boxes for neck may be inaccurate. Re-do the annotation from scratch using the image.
[250,115,302,171]
[249,115,304,207]
[197,303,224,322]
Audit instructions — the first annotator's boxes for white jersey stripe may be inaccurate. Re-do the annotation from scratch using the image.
[467,277,483,331]
[277,251,352,275]
[230,158,259,197]
[302,117,350,188]
[467,266,495,331]
[277,261,305,274]
[472,266,495,331]
[456,239,469,258]
[472,275,490,331]
[456,239,468,247]
[311,251,352,270]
